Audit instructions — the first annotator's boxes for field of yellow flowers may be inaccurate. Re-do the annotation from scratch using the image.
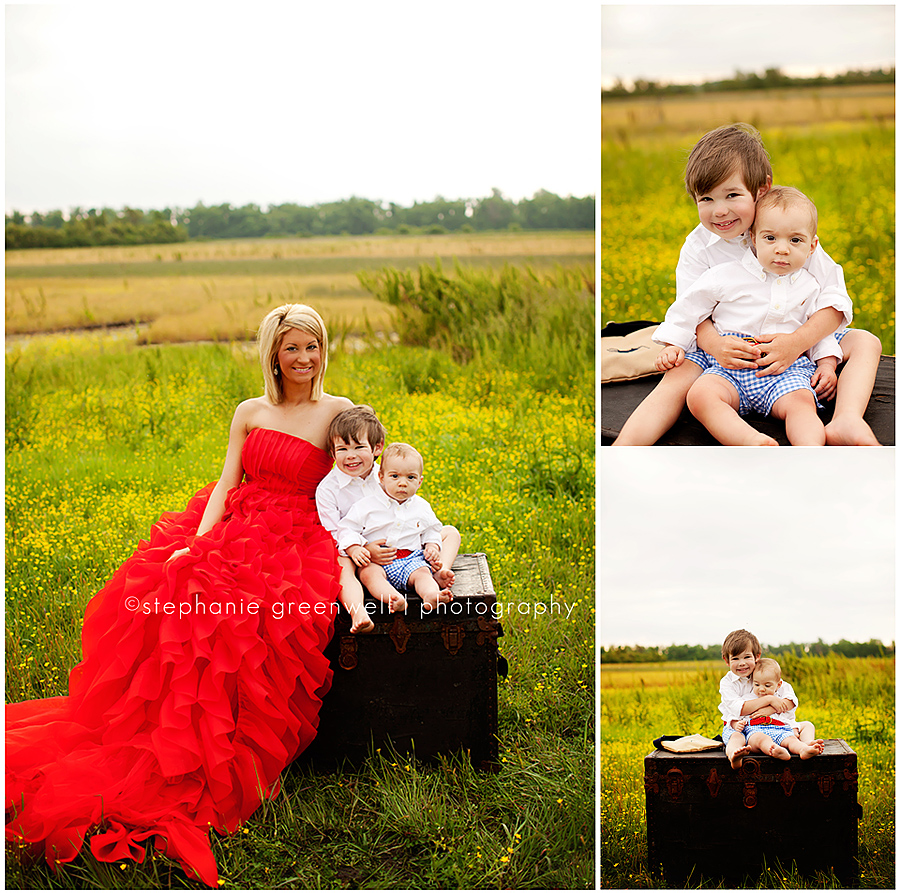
[601,656,895,888]
[5,317,594,888]
[601,123,895,354]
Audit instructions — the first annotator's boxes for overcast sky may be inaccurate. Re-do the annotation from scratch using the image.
[601,5,895,90]
[5,3,597,216]
[600,450,895,649]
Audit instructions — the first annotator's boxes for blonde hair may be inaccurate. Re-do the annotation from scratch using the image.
[753,657,782,682]
[257,304,329,403]
[685,123,772,200]
[722,629,761,661]
[753,185,818,237]
[380,442,424,474]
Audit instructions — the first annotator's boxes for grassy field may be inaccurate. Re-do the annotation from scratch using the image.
[601,657,895,889]
[601,89,895,355]
[5,231,594,344]
[4,250,595,888]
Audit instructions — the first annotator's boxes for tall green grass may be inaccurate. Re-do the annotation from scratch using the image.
[5,314,594,888]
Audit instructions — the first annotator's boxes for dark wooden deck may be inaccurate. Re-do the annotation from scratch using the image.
[601,355,895,445]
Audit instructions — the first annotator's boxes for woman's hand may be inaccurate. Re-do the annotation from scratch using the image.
[166,546,191,564]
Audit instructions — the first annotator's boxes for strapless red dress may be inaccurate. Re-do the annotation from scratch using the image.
[6,429,342,886]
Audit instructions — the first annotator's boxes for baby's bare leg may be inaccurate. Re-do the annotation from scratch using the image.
[358,564,407,613]
[770,390,825,446]
[612,361,702,445]
[409,566,451,611]
[825,329,881,446]
[782,734,825,760]
[687,375,777,446]
[748,731,791,760]
[796,720,816,742]
[435,525,460,590]
[726,732,751,769]
[337,556,374,633]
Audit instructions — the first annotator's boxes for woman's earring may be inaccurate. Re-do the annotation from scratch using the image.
[274,364,280,376]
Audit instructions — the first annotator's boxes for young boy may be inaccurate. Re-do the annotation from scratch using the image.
[728,658,825,763]
[654,186,844,445]
[336,442,452,612]
[612,122,882,446]
[719,630,822,769]
[315,404,387,633]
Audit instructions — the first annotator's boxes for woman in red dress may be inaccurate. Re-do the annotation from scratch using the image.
[6,304,353,886]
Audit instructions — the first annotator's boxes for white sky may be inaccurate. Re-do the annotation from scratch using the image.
[600,450,896,649]
[5,2,598,216]
[601,4,895,91]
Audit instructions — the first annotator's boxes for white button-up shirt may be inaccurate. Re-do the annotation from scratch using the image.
[676,223,853,317]
[654,248,848,362]
[718,670,799,729]
[337,487,443,555]
[315,466,383,542]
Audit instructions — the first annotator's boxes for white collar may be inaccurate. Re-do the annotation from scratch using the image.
[703,228,751,251]
[333,466,376,489]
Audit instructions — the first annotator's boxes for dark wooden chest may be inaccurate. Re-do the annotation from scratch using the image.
[644,739,861,885]
[303,553,503,770]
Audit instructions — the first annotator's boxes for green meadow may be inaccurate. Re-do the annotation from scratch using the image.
[5,249,595,889]
[601,656,895,889]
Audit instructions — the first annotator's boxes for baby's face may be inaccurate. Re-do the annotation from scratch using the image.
[727,650,757,679]
[695,169,758,241]
[379,455,423,503]
[753,204,818,275]
[751,672,781,698]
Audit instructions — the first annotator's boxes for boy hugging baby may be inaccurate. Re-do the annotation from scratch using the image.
[719,629,824,769]
[613,122,881,446]
[315,405,461,633]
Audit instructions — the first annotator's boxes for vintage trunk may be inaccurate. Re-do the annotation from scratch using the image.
[644,739,861,884]
[302,553,503,770]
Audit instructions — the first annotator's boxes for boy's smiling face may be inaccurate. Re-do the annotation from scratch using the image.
[727,649,758,679]
[696,169,761,241]
[332,435,382,479]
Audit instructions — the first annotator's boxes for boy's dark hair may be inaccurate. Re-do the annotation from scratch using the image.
[325,404,386,455]
[721,628,762,661]
[684,123,772,200]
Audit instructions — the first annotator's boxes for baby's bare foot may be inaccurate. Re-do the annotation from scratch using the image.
[748,432,779,446]
[825,415,880,446]
[420,589,452,612]
[349,611,375,634]
[390,593,407,613]
[766,743,791,760]
[799,740,825,759]
[729,745,750,769]
[433,567,455,589]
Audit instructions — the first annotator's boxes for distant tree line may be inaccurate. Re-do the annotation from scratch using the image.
[5,188,595,250]
[603,66,895,100]
[601,638,895,663]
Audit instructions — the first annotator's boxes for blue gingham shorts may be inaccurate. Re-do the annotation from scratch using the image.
[690,333,820,416]
[384,550,430,589]
[744,723,797,746]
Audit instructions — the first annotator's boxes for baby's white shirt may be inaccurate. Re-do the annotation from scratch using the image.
[337,487,443,555]
[718,670,799,728]
[655,249,848,362]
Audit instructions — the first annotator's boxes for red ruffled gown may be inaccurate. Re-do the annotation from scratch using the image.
[6,429,342,887]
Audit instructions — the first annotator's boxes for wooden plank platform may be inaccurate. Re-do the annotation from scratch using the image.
[601,355,895,445]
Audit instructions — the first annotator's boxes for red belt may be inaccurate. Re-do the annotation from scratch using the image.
[748,716,786,726]
[395,549,412,559]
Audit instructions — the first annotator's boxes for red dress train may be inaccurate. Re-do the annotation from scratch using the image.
[6,429,342,886]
